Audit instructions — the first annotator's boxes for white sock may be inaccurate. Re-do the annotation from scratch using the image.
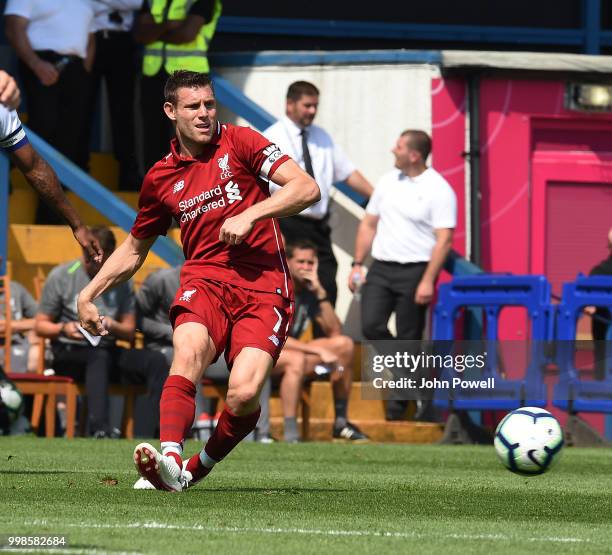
[161,441,183,462]
[199,449,218,469]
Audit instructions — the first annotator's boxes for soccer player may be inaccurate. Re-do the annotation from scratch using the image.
[77,70,320,492]
[0,94,102,261]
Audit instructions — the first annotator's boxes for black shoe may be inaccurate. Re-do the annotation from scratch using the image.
[333,422,369,443]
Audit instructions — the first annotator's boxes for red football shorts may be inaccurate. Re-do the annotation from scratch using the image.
[169,278,293,368]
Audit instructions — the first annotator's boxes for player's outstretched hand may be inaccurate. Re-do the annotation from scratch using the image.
[77,295,108,336]
[219,214,255,246]
[0,70,20,110]
[74,225,104,263]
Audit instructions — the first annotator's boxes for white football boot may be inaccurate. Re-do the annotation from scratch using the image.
[133,442,183,492]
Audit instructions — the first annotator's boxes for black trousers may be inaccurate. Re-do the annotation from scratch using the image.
[19,52,91,223]
[82,31,140,190]
[280,215,338,306]
[361,259,428,419]
[140,71,176,171]
[52,343,168,436]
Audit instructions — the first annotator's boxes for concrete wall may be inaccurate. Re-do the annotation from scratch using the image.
[216,63,440,336]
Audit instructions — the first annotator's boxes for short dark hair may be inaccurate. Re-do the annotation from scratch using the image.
[285,239,318,259]
[90,226,116,255]
[401,130,432,161]
[286,81,319,102]
[164,70,214,105]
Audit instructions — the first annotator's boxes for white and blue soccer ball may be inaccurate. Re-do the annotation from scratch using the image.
[494,407,564,475]
[0,380,24,423]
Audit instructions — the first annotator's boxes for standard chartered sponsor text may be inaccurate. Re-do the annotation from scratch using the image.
[179,184,225,223]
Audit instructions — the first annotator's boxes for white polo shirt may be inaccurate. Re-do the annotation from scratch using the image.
[0,105,28,152]
[264,116,355,220]
[5,0,94,59]
[366,167,457,263]
[91,0,142,33]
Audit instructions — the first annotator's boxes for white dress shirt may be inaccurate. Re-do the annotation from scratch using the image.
[264,116,355,220]
[91,1,142,33]
[4,0,94,59]
[366,167,457,263]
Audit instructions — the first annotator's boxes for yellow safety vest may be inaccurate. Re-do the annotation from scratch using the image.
[143,0,222,76]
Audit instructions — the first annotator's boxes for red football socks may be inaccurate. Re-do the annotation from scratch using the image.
[159,375,196,467]
[185,406,261,482]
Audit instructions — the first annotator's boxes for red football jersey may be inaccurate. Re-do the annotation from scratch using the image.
[131,122,293,299]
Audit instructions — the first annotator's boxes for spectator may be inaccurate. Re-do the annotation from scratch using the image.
[0,256,40,374]
[134,0,222,170]
[349,130,456,421]
[35,226,168,438]
[586,227,612,378]
[264,81,373,307]
[83,1,143,191]
[273,240,368,442]
[4,0,95,224]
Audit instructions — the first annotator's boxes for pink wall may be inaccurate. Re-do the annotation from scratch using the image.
[431,78,466,258]
[433,77,612,431]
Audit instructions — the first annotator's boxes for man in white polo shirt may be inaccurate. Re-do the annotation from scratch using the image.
[5,0,95,223]
[349,130,456,420]
[264,81,373,307]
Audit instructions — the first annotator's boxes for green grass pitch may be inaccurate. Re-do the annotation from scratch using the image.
[0,437,611,554]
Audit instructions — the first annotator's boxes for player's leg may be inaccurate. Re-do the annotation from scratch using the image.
[159,322,216,462]
[134,322,216,492]
[305,336,369,442]
[271,348,306,441]
[183,347,273,486]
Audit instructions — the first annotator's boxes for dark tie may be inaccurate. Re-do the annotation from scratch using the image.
[300,129,315,178]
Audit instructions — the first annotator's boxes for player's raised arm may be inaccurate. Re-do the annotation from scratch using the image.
[77,233,157,335]
[0,70,21,110]
[8,135,104,262]
[219,159,320,245]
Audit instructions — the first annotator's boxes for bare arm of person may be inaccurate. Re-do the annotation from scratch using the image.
[0,70,21,110]
[5,15,59,86]
[11,144,104,261]
[348,213,378,291]
[9,143,103,261]
[414,227,453,305]
[345,170,374,199]
[78,234,157,335]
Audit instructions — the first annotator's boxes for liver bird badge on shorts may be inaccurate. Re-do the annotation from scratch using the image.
[218,153,233,180]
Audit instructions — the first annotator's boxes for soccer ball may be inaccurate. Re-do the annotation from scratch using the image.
[0,380,24,423]
[494,407,563,475]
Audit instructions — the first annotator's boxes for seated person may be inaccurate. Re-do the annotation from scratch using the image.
[35,226,168,438]
[273,240,368,442]
[0,255,40,373]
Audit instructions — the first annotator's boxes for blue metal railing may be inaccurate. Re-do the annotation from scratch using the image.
[217,1,605,55]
